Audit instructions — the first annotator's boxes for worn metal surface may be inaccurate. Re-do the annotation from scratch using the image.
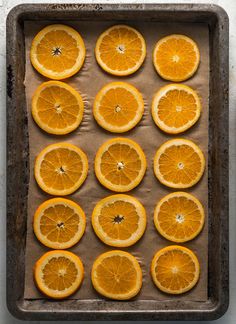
[6,3,229,321]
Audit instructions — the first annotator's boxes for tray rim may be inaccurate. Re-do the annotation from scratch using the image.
[6,3,229,321]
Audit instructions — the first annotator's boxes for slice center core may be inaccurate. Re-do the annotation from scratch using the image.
[178,162,184,169]
[52,47,62,56]
[115,105,122,112]
[172,54,180,63]
[117,161,125,170]
[116,44,125,54]
[176,214,184,223]
[113,215,124,224]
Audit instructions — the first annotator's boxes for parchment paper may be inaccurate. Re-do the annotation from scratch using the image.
[23,21,209,301]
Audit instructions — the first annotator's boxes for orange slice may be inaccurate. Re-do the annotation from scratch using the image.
[32,81,84,135]
[93,82,144,133]
[91,250,142,300]
[154,139,205,188]
[95,138,146,192]
[34,142,88,195]
[154,192,205,243]
[152,84,201,134]
[153,34,200,82]
[34,250,84,299]
[30,24,86,80]
[95,25,146,76]
[33,198,86,249]
[92,194,146,247]
[151,245,200,294]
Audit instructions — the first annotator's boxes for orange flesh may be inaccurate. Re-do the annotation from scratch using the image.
[155,38,197,79]
[98,88,139,127]
[40,204,80,243]
[159,145,202,184]
[158,196,202,240]
[40,148,83,190]
[158,89,198,128]
[100,143,142,186]
[95,255,137,294]
[36,30,79,72]
[154,249,196,290]
[36,86,80,129]
[42,256,78,291]
[99,28,143,71]
[98,201,139,240]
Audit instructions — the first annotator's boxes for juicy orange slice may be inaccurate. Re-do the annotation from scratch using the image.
[34,250,84,299]
[154,192,205,243]
[32,81,84,135]
[95,25,146,76]
[151,245,200,294]
[30,24,86,80]
[95,138,146,192]
[152,84,201,134]
[92,194,146,247]
[34,142,88,196]
[93,82,144,133]
[153,34,200,82]
[154,139,205,188]
[33,198,86,249]
[91,250,142,300]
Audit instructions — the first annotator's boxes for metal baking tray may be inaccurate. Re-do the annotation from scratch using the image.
[6,3,229,321]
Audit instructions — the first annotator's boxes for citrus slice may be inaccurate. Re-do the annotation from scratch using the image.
[154,139,205,188]
[33,198,86,249]
[91,250,142,300]
[93,82,144,133]
[154,192,205,243]
[151,245,200,294]
[92,194,146,247]
[152,84,201,134]
[153,34,200,82]
[95,25,146,76]
[32,81,84,135]
[34,250,84,299]
[34,142,88,195]
[95,138,146,192]
[30,24,86,79]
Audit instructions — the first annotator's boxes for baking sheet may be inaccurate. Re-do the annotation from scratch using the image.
[23,21,209,301]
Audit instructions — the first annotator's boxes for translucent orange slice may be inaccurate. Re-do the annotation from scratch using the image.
[95,138,147,192]
[91,250,142,300]
[154,139,205,188]
[92,194,146,247]
[34,142,88,195]
[151,245,200,294]
[93,82,144,133]
[154,192,205,242]
[153,34,200,82]
[95,25,146,76]
[30,24,86,79]
[34,250,84,299]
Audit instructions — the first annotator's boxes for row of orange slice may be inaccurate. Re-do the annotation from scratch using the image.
[34,246,200,299]
[34,138,205,196]
[33,192,204,250]
[31,80,202,136]
[31,24,200,81]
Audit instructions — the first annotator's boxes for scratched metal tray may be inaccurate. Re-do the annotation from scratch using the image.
[6,3,229,321]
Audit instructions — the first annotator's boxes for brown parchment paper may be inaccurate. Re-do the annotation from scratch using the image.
[23,21,209,301]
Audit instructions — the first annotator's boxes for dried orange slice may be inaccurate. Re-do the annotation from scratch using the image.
[34,250,84,299]
[92,194,146,247]
[95,25,146,76]
[34,142,88,195]
[93,82,144,133]
[33,198,86,249]
[153,34,200,82]
[91,250,142,300]
[32,81,84,135]
[95,138,146,192]
[151,245,200,294]
[154,139,205,188]
[154,192,205,243]
[152,84,201,134]
[30,24,86,80]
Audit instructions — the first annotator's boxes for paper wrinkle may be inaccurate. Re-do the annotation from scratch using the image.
[24,21,209,302]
